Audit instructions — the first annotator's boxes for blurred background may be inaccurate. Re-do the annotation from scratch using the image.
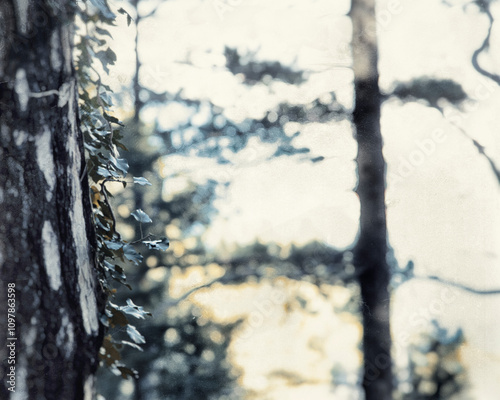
[92,0,500,398]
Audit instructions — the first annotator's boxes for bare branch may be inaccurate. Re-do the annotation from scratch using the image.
[471,0,500,86]
[154,270,263,314]
[438,108,500,184]
[415,275,500,295]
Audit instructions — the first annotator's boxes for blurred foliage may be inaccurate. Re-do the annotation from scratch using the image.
[391,77,468,108]
[400,321,468,400]
[96,116,242,399]
[224,46,306,85]
[93,2,472,398]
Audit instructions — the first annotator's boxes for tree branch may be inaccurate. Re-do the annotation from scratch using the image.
[471,0,500,86]
[438,108,500,184]
[415,275,500,295]
[155,270,263,313]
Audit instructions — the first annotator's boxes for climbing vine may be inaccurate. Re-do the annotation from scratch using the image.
[74,0,168,380]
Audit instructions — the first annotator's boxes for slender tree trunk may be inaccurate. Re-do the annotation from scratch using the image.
[350,0,393,399]
[0,1,104,398]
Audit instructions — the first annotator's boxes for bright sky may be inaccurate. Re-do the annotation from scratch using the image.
[108,0,500,398]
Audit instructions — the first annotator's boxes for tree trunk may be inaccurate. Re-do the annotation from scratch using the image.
[350,0,393,399]
[0,1,104,398]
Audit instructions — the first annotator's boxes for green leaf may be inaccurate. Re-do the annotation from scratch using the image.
[110,308,129,327]
[126,324,146,344]
[131,209,152,224]
[96,166,112,178]
[105,240,123,251]
[143,237,170,251]
[101,336,121,366]
[133,176,152,186]
[121,341,143,351]
[96,48,117,74]
[95,26,113,39]
[109,154,129,175]
[119,299,150,319]
[123,244,143,265]
[117,7,133,26]
[117,365,138,380]
[103,112,124,126]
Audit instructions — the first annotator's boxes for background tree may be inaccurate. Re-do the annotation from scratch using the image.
[93,0,500,399]
[0,1,104,398]
[350,0,392,398]
[401,322,467,400]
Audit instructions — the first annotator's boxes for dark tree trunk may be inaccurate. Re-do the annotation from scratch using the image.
[0,1,104,399]
[350,0,393,399]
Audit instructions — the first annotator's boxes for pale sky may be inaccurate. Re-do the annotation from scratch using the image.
[107,0,500,398]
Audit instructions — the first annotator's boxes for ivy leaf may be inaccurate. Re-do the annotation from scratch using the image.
[109,154,129,175]
[143,237,170,251]
[96,48,117,74]
[115,159,129,175]
[109,308,129,327]
[117,366,138,380]
[120,299,151,319]
[121,341,143,351]
[123,244,143,265]
[133,176,152,186]
[310,156,325,163]
[95,26,113,39]
[89,0,116,20]
[103,112,124,126]
[117,7,133,26]
[127,324,146,344]
[101,335,121,366]
[131,209,152,224]
[96,166,112,178]
[100,92,113,108]
[105,240,123,251]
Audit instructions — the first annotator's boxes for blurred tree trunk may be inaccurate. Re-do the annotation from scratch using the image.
[350,0,393,399]
[0,1,103,398]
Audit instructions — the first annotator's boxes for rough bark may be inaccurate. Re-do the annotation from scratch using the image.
[350,0,393,399]
[0,1,104,399]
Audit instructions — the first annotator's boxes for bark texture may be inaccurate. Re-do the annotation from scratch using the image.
[0,1,103,399]
[350,0,393,399]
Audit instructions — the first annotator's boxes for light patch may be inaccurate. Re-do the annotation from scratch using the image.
[7,186,18,198]
[15,69,29,112]
[57,81,72,108]
[36,127,56,201]
[68,132,98,335]
[42,221,62,291]
[14,129,28,147]
[50,30,62,70]
[1,124,9,142]
[24,323,37,356]
[84,375,94,400]
[57,314,75,355]
[61,24,73,74]
[14,0,29,34]
[10,362,27,400]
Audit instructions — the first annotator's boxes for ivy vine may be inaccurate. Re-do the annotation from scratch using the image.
[74,0,169,380]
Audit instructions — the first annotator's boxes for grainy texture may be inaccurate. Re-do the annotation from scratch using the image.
[0,1,103,398]
[350,0,393,399]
